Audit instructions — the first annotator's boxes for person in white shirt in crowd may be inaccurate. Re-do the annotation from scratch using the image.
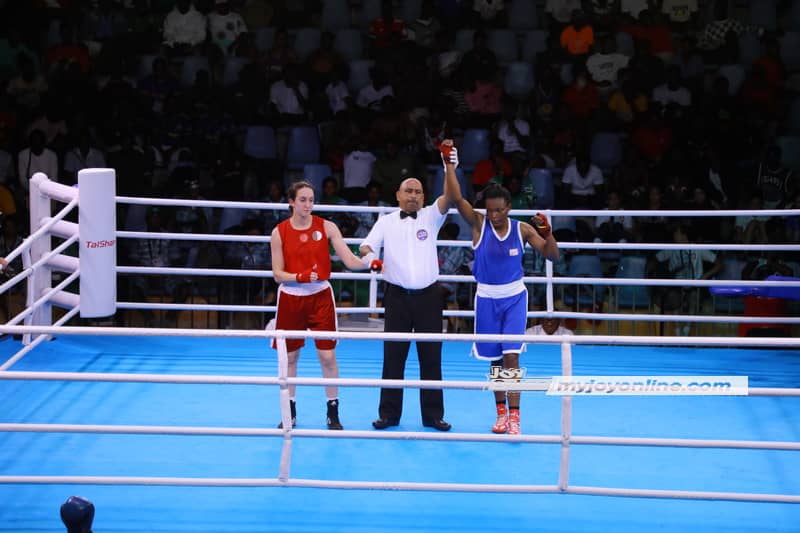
[652,223,721,336]
[734,192,770,245]
[17,129,59,191]
[343,136,376,201]
[586,37,630,93]
[354,181,389,238]
[594,189,634,245]
[356,66,394,113]
[162,0,207,56]
[545,0,583,26]
[620,0,652,19]
[0,142,13,187]
[661,0,698,25]
[526,316,573,339]
[63,130,107,185]
[756,144,794,209]
[5,54,48,113]
[652,65,692,108]
[268,64,309,125]
[208,0,248,56]
[24,99,69,148]
[324,65,352,118]
[560,151,604,208]
[494,100,530,175]
[407,0,442,52]
[472,0,507,27]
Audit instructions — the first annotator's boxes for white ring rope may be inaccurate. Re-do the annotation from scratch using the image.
[115,194,800,218]
[0,307,80,372]
[119,229,800,252]
[1,325,800,346]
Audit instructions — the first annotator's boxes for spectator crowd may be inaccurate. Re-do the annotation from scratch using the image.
[0,0,797,331]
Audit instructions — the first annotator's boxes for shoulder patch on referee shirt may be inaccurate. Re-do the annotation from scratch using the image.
[416,229,428,240]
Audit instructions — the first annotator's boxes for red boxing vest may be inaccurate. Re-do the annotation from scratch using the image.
[277,215,332,281]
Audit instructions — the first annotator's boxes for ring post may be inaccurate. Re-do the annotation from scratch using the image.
[276,332,293,483]
[26,173,58,343]
[558,341,573,492]
[78,168,117,318]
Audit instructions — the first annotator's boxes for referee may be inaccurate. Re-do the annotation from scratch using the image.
[360,174,454,431]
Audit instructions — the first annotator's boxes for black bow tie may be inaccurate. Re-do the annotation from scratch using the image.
[400,211,417,220]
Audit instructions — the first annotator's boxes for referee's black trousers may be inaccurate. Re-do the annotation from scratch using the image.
[378,283,444,423]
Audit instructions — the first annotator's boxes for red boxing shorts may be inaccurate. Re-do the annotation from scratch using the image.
[272,286,337,351]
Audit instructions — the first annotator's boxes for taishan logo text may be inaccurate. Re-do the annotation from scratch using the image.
[85,239,116,249]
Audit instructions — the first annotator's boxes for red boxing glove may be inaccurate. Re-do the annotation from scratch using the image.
[439,140,458,168]
[296,269,313,283]
[369,259,383,272]
[531,212,551,238]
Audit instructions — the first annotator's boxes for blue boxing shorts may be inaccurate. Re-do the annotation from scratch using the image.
[472,289,528,361]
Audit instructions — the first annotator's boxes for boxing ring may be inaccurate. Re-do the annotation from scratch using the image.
[0,172,799,531]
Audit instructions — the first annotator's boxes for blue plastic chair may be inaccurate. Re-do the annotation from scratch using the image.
[563,254,606,307]
[738,32,761,67]
[293,27,322,62]
[179,56,211,88]
[487,29,518,65]
[431,167,469,199]
[360,0,382,28]
[504,61,535,99]
[780,32,800,72]
[303,163,333,194]
[521,30,548,62]
[137,54,160,80]
[777,136,800,171]
[590,132,623,175]
[455,29,476,53]
[507,0,539,30]
[615,255,650,311]
[615,31,635,57]
[286,126,322,170]
[321,0,352,30]
[748,0,778,32]
[347,59,375,92]
[334,28,364,61]
[459,128,490,172]
[551,215,576,238]
[527,168,554,209]
[221,57,251,87]
[401,0,422,23]
[254,27,276,52]
[791,0,800,31]
[786,96,800,134]
[243,125,277,160]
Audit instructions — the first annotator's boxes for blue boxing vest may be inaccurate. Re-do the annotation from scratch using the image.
[472,218,524,286]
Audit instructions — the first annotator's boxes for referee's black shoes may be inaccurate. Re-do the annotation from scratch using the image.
[422,419,452,431]
[372,417,399,429]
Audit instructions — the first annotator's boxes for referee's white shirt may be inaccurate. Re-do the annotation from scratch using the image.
[362,205,446,290]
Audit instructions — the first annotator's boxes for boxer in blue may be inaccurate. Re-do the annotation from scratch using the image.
[440,140,559,434]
